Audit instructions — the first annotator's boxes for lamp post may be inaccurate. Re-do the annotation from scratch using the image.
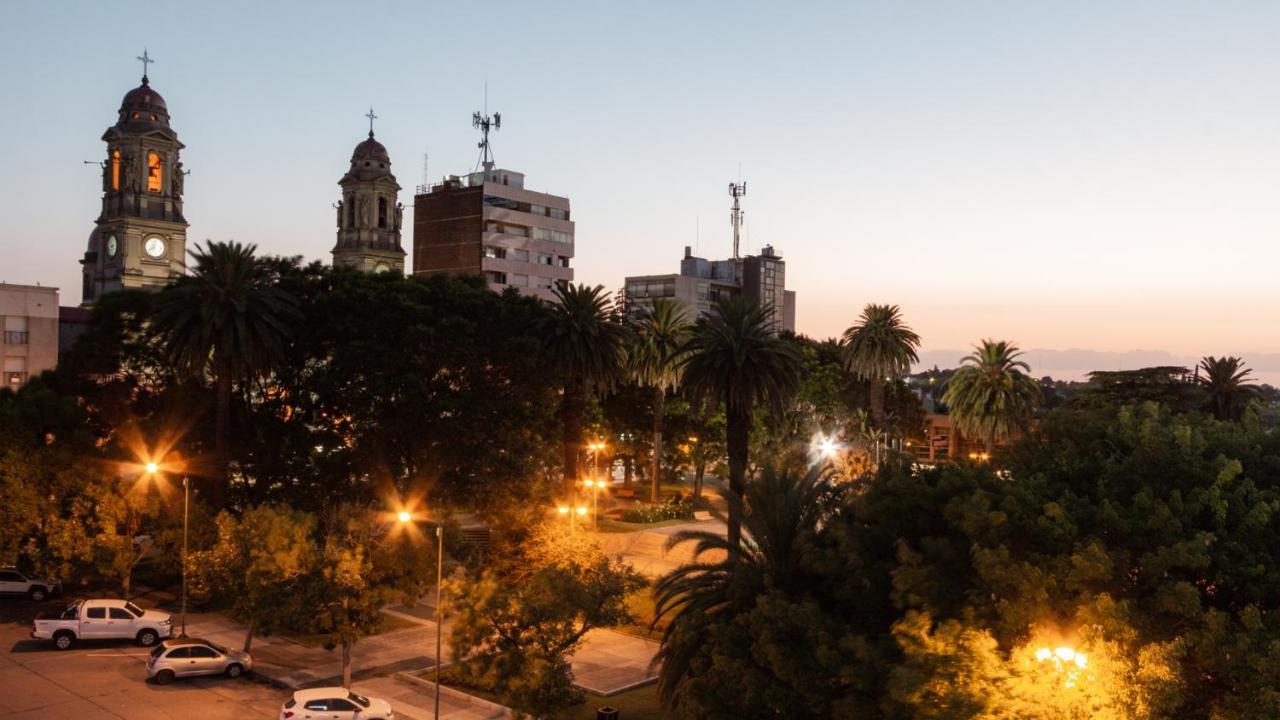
[399,511,444,720]
[144,460,189,637]
[582,479,601,531]
[557,505,588,536]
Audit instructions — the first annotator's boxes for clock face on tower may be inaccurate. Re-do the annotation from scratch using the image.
[106,234,118,258]
[144,236,166,259]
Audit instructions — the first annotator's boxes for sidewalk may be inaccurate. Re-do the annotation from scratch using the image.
[179,612,450,689]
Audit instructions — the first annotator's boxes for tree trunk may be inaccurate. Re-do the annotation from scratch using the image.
[984,431,994,457]
[342,638,352,688]
[211,362,232,509]
[726,406,751,549]
[694,458,706,499]
[561,379,586,498]
[623,456,633,487]
[869,379,886,429]
[650,387,665,504]
[243,618,257,653]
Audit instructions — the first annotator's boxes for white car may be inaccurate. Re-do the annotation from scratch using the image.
[0,568,61,601]
[31,598,173,650]
[279,688,394,719]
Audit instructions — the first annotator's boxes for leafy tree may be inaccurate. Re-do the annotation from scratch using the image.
[942,339,1042,453]
[1082,366,1203,412]
[1198,356,1258,422]
[841,304,921,429]
[654,461,844,716]
[629,299,691,502]
[541,284,630,497]
[449,524,644,718]
[152,241,299,505]
[681,298,801,546]
[193,505,317,652]
[309,505,435,688]
[64,473,169,596]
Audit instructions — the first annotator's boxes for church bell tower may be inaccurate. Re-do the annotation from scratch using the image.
[81,52,189,305]
[332,109,405,274]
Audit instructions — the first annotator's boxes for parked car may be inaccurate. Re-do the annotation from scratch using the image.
[279,688,395,719]
[31,598,173,650]
[147,637,252,684]
[0,568,61,601]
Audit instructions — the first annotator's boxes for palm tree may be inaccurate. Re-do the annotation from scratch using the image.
[152,241,299,505]
[1198,355,1258,421]
[629,299,691,503]
[653,461,840,712]
[841,304,920,429]
[942,339,1041,454]
[541,284,630,497]
[681,298,801,546]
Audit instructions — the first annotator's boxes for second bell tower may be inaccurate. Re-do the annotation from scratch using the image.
[332,109,405,274]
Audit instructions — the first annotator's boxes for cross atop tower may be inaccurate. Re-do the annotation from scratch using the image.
[365,107,378,137]
[136,49,154,83]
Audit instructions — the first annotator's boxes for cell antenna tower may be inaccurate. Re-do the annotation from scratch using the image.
[473,85,501,175]
[729,181,747,259]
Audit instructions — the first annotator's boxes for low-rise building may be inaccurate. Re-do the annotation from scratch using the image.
[412,168,574,301]
[0,284,59,389]
[625,245,797,333]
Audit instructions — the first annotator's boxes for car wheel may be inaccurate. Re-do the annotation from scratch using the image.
[137,629,159,647]
[225,663,243,678]
[53,632,74,650]
[28,587,47,602]
[154,669,175,685]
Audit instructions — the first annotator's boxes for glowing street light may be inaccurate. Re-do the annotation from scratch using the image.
[1035,645,1089,688]
[394,504,445,720]
[145,462,160,474]
[581,478,602,530]
[810,432,842,462]
[137,453,190,637]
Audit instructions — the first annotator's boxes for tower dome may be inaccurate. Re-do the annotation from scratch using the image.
[117,76,171,128]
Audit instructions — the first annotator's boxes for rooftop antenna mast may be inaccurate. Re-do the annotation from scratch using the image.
[473,83,501,176]
[729,181,747,259]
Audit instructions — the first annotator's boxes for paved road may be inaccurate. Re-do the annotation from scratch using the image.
[0,620,289,718]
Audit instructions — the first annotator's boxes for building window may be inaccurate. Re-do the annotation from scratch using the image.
[147,152,163,193]
[484,271,508,285]
[537,254,553,266]
[483,246,507,259]
[529,204,545,217]
[558,256,570,268]
[510,273,529,287]
[532,227,573,244]
[503,224,529,238]
[535,276,553,289]
[549,208,568,220]
[510,249,529,262]
[378,197,388,229]
[111,150,120,190]
[3,317,28,345]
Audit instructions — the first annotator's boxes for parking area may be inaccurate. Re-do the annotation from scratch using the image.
[1,616,290,719]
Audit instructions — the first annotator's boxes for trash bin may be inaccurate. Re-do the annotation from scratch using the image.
[597,707,619,720]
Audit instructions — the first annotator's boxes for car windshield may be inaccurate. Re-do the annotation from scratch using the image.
[150,645,165,658]
[124,602,144,617]
[347,692,371,708]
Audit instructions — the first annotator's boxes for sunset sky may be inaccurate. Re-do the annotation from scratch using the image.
[3,1,1279,379]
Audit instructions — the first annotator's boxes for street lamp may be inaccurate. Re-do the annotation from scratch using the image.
[581,479,601,530]
[399,510,444,720]
[556,505,588,536]
[142,458,190,638]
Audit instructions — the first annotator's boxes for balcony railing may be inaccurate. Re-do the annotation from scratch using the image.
[3,331,28,345]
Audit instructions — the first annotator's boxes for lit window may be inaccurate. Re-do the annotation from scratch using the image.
[147,152,162,192]
[111,150,120,190]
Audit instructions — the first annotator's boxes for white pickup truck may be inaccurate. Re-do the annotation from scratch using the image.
[0,568,61,601]
[32,598,174,650]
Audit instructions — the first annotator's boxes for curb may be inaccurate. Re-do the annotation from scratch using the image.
[393,667,512,717]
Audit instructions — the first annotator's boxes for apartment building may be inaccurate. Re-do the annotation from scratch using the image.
[412,168,573,301]
[625,245,797,333]
[0,284,59,389]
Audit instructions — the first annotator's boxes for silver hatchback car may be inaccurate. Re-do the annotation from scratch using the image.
[147,637,252,684]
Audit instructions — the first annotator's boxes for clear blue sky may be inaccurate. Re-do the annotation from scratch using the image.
[4,1,1280,377]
